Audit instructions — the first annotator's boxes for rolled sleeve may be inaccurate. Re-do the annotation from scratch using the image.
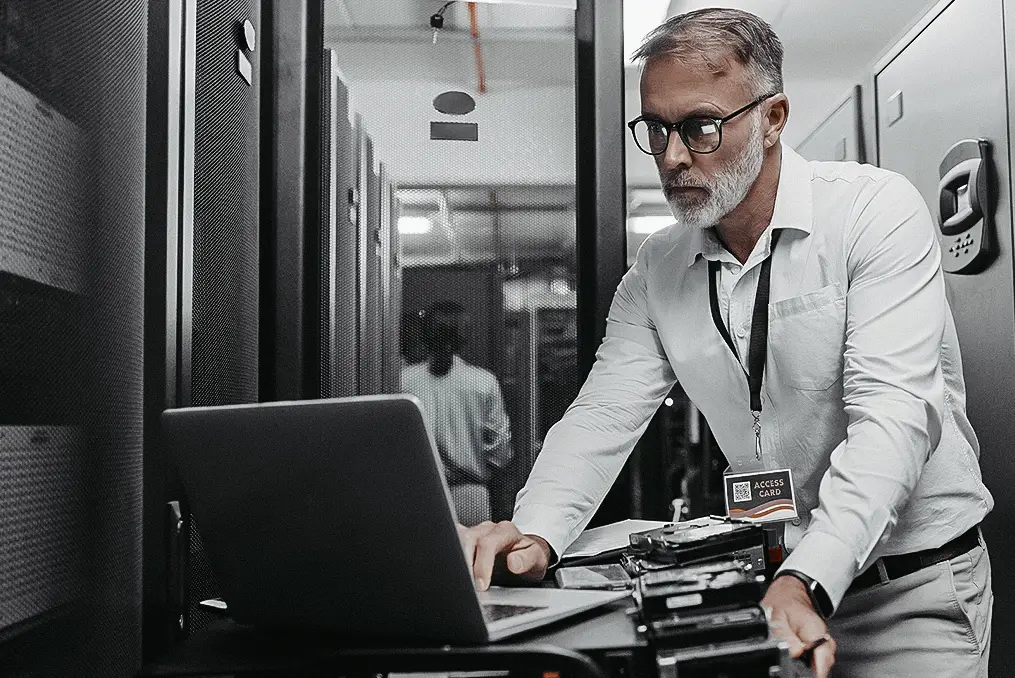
[513,237,677,557]
[794,174,947,607]
[483,382,514,470]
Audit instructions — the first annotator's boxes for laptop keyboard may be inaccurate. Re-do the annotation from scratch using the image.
[481,603,547,622]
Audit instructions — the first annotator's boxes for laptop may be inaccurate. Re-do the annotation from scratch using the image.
[162,395,628,644]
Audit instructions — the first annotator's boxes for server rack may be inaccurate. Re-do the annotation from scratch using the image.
[379,164,403,393]
[325,60,359,398]
[0,1,147,675]
[144,0,264,656]
[873,0,1015,672]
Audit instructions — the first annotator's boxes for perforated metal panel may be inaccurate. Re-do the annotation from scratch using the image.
[329,67,359,398]
[0,427,86,629]
[185,0,261,636]
[320,54,334,397]
[0,0,147,675]
[190,0,260,408]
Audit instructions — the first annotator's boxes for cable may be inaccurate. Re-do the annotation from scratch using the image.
[430,1,456,32]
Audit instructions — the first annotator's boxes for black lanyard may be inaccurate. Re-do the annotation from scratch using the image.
[707,229,781,460]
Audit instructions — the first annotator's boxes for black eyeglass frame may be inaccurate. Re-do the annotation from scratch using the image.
[627,92,781,156]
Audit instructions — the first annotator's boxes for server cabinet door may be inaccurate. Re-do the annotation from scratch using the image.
[182,0,262,637]
[362,139,383,394]
[329,69,358,397]
[875,0,1013,671]
[796,86,863,163]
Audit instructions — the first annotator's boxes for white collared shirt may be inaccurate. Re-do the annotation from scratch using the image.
[402,355,514,482]
[512,145,993,610]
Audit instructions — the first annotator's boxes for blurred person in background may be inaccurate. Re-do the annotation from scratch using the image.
[402,301,514,525]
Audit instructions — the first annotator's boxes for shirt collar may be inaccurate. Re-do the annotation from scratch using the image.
[685,144,814,268]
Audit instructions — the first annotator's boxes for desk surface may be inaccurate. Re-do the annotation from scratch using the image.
[141,600,644,677]
[522,600,645,651]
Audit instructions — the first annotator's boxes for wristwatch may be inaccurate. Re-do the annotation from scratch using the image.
[775,569,834,619]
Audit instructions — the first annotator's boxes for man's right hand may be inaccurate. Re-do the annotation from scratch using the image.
[456,521,551,591]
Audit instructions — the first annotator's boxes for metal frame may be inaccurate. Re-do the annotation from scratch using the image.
[574,0,629,522]
[175,0,200,642]
[142,0,183,661]
[574,0,626,379]
[178,0,197,408]
[259,0,326,401]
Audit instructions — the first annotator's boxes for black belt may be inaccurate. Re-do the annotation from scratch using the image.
[847,526,980,594]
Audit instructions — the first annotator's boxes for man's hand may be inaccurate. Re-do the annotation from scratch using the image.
[456,521,551,591]
[762,575,836,678]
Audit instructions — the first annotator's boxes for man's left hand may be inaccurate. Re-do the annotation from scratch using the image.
[762,575,836,678]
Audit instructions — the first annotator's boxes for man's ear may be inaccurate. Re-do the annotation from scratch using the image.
[763,94,789,149]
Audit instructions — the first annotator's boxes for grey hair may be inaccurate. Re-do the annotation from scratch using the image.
[632,8,784,98]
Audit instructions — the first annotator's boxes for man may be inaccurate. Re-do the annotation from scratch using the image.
[402,301,514,525]
[458,9,993,678]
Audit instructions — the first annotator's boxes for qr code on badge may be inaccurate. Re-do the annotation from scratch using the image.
[732,481,752,503]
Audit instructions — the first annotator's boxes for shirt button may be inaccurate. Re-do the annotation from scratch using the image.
[736,325,747,338]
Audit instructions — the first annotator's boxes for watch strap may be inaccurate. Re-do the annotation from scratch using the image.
[775,568,833,619]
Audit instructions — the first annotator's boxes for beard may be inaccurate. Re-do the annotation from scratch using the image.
[662,112,766,230]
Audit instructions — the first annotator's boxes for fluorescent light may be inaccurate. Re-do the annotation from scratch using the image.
[630,188,668,208]
[398,216,432,234]
[629,216,673,234]
[624,0,670,64]
[550,278,572,296]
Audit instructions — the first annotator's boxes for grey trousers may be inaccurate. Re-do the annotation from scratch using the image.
[828,535,992,677]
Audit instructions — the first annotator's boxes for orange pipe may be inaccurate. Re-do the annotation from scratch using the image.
[468,2,487,94]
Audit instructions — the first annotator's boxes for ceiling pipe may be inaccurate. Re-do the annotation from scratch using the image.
[468,2,488,94]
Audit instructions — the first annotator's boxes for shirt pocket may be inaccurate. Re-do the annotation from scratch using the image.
[768,283,846,391]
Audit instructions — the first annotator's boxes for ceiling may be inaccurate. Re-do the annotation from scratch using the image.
[328,0,940,138]
[325,0,574,87]
[663,0,938,80]
[326,0,573,33]
[326,0,941,262]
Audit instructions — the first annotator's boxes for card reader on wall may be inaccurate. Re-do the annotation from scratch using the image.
[938,139,994,274]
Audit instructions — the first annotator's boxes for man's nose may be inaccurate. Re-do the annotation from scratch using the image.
[657,130,693,174]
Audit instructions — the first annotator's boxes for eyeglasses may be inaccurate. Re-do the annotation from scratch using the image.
[628,93,779,156]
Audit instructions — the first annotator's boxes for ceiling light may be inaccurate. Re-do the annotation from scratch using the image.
[398,216,432,234]
[624,0,670,64]
[629,216,673,234]
[550,278,572,296]
[630,188,668,208]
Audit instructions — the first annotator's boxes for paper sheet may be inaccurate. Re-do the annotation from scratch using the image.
[561,519,672,560]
